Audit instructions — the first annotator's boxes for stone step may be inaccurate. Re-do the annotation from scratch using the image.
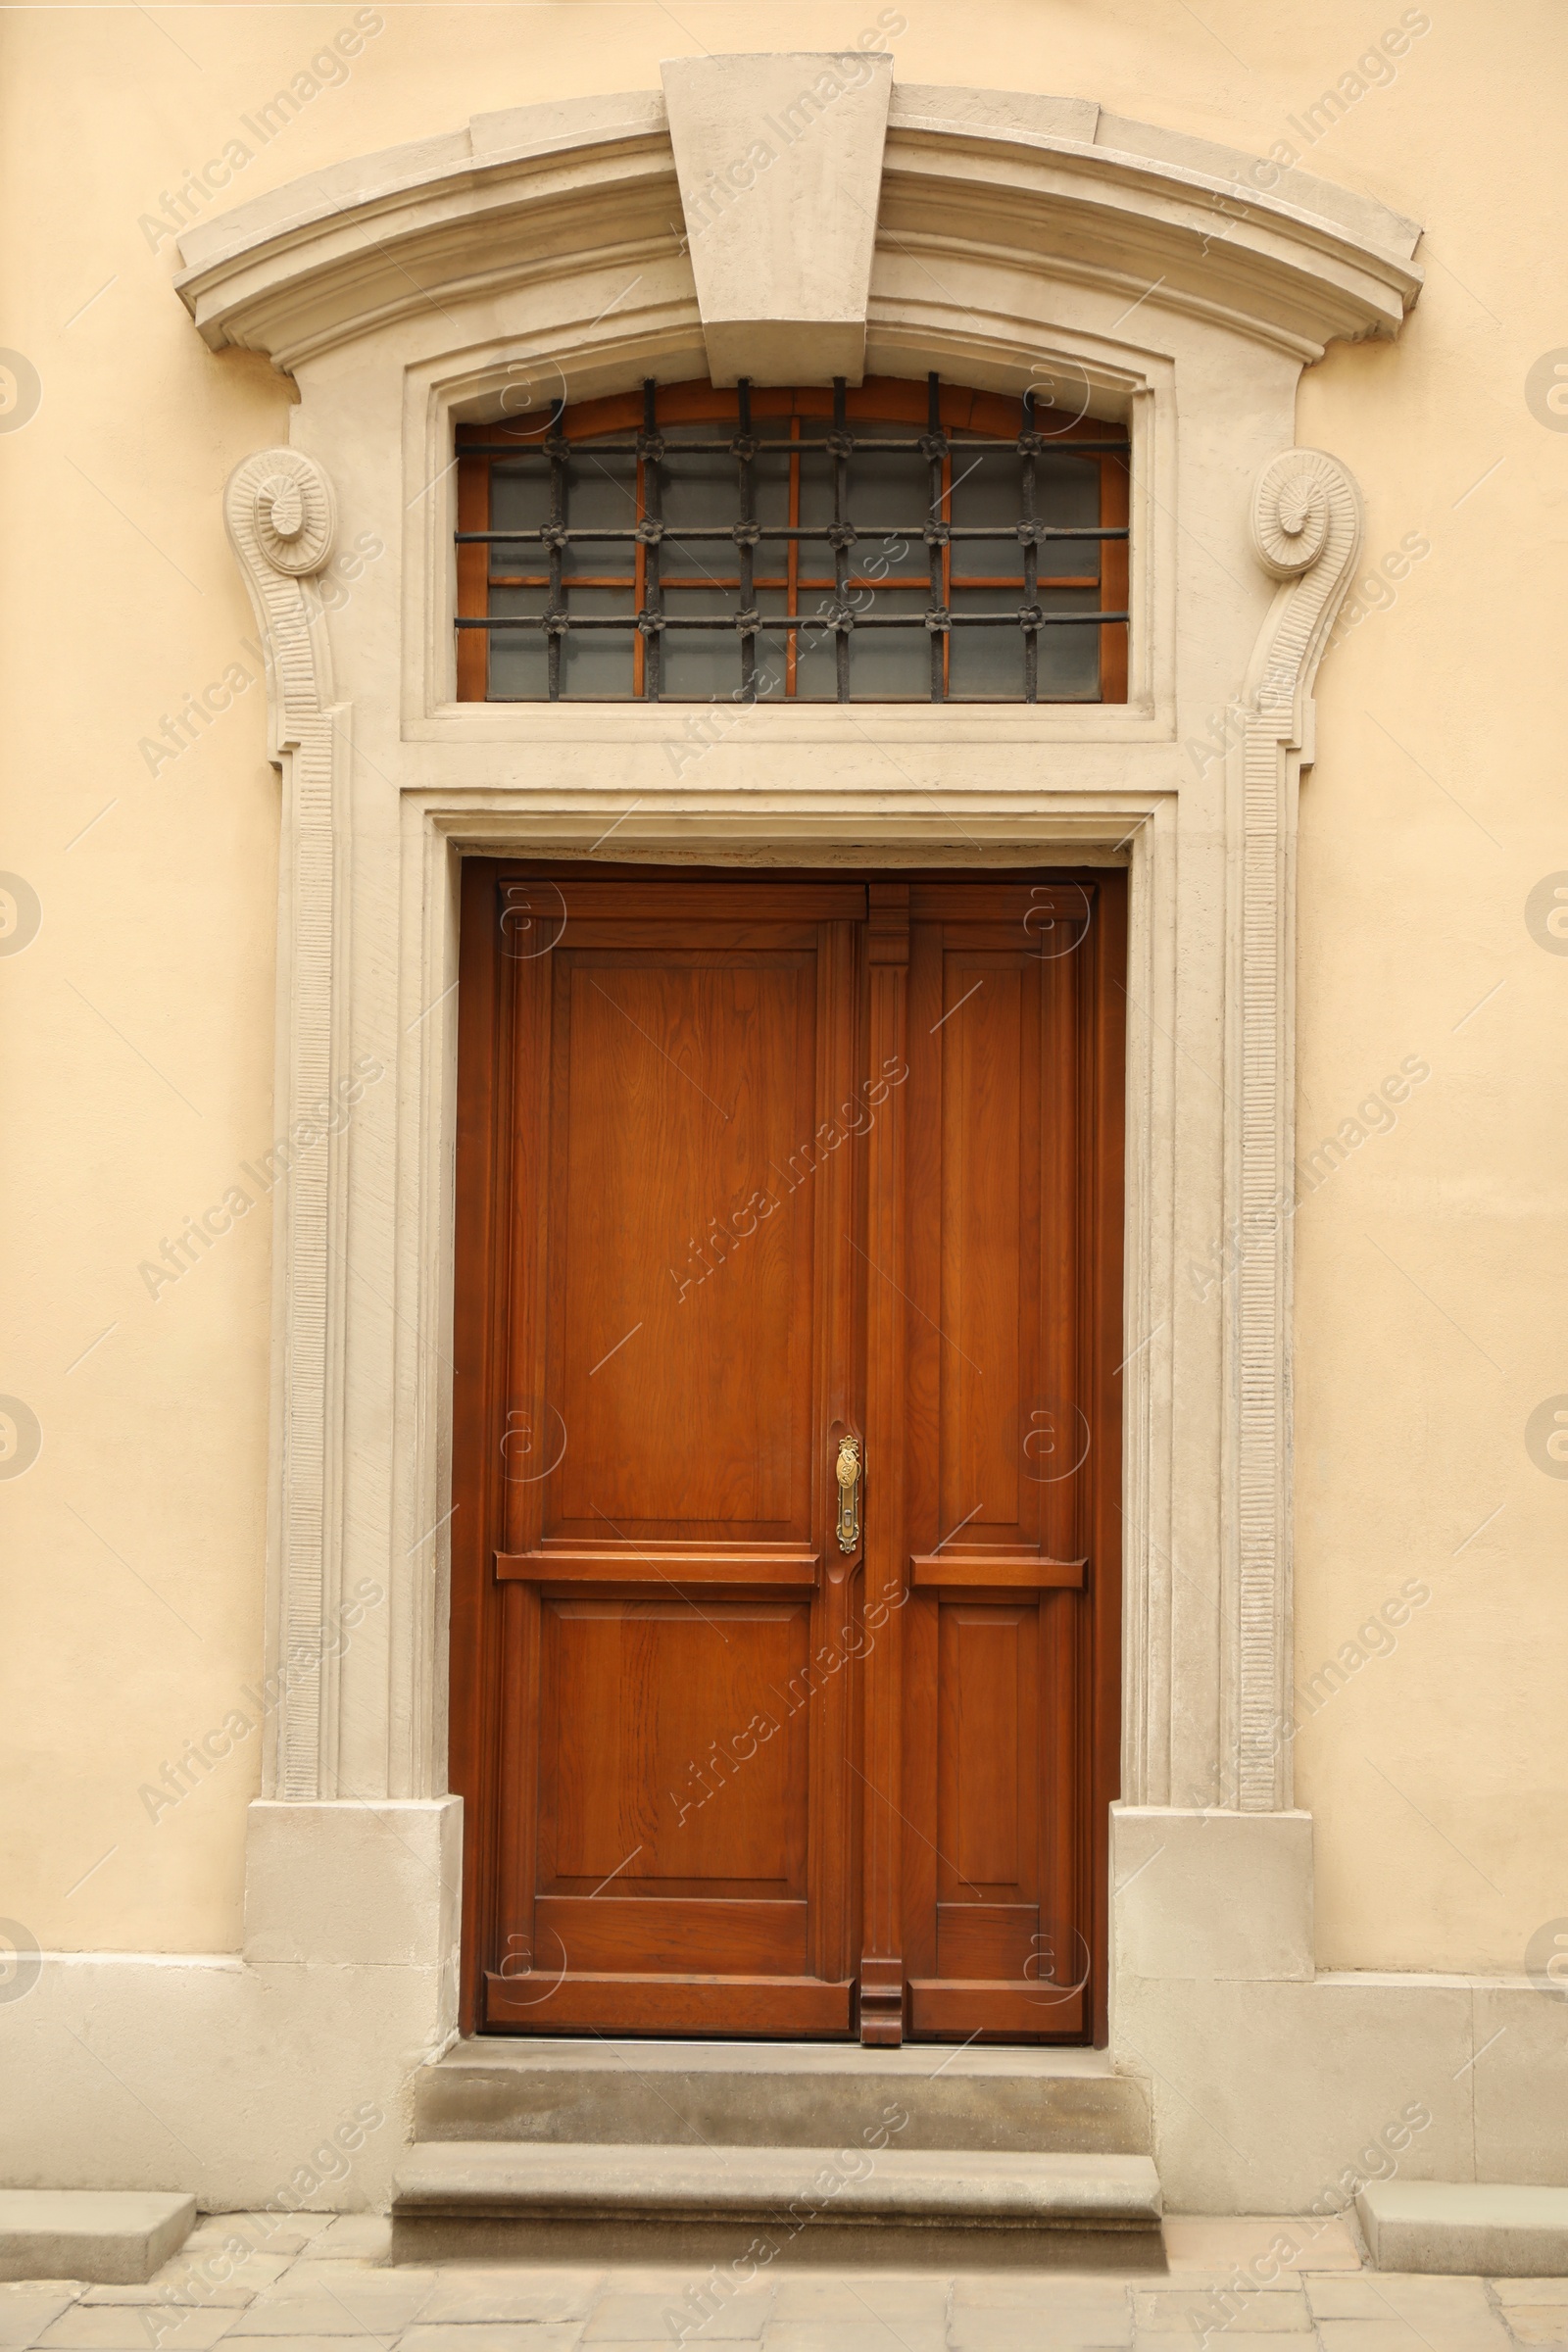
[390,2138,1164,2269]
[0,2191,196,2284]
[1358,2180,1568,2276]
[414,2036,1151,2155]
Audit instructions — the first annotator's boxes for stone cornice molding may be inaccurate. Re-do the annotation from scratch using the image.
[175,80,1421,373]
[1230,447,1362,1812]
[224,447,349,1804]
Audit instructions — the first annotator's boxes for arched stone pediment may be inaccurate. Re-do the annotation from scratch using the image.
[174,70,1421,377]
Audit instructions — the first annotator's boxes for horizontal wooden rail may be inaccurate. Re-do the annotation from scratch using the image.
[495,1545,820,1587]
[908,1550,1086,1589]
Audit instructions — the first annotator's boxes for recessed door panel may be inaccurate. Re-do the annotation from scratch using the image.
[537,1598,808,1891]
[939,1603,1036,1898]
[550,954,815,1540]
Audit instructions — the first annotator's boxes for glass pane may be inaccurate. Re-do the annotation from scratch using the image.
[490,462,551,530]
[797,445,835,531]
[1036,453,1102,582]
[753,539,792,593]
[948,593,1023,699]
[561,585,634,698]
[753,590,791,701]
[950,444,1024,577]
[849,619,930,700]
[852,530,928,592]
[660,442,736,579]
[1036,591,1103,699]
[755,448,791,535]
[655,549,737,594]
[661,589,743,701]
[794,564,838,606]
[489,461,551,576]
[793,599,840,701]
[561,545,635,587]
[486,583,548,700]
[851,445,931,536]
[564,445,637,534]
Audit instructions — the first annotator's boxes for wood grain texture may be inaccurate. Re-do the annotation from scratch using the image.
[900,880,1123,2040]
[909,1552,1086,1588]
[495,1545,820,1585]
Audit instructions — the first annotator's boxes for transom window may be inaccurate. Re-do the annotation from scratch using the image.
[455,375,1128,704]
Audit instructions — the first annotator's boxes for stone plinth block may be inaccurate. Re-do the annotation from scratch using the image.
[0,2191,195,2283]
[1359,2181,1568,2276]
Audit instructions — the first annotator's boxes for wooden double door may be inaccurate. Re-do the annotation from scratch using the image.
[452,865,1124,2043]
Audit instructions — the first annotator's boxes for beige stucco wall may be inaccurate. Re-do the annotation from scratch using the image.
[2,0,1562,1978]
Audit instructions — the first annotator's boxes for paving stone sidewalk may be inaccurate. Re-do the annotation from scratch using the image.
[3,2213,1564,2352]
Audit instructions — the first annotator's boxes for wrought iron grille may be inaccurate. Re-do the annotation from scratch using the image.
[455,374,1129,704]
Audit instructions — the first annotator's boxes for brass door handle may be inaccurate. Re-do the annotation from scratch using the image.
[835,1435,862,1554]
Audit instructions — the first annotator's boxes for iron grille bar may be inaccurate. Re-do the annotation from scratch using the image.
[463,438,1133,457]
[461,525,1126,544]
[546,394,565,701]
[641,377,662,700]
[738,376,757,701]
[926,369,944,701]
[832,376,850,702]
[1022,384,1039,705]
[459,611,1129,630]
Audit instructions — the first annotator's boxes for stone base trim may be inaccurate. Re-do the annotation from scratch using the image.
[1358,2181,1568,2276]
[0,2192,195,2284]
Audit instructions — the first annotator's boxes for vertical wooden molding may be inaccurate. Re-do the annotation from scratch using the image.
[1230,448,1361,1813]
[224,448,347,1804]
[859,880,909,2041]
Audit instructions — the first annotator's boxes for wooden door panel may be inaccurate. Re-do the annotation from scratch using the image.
[487,1970,852,2034]
[535,1896,809,1975]
[937,1603,1039,1902]
[458,870,859,2036]
[547,951,816,1544]
[898,879,1122,2040]
[941,956,1030,1547]
[935,1902,1039,1981]
[536,1598,808,1895]
[908,1980,1085,2035]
